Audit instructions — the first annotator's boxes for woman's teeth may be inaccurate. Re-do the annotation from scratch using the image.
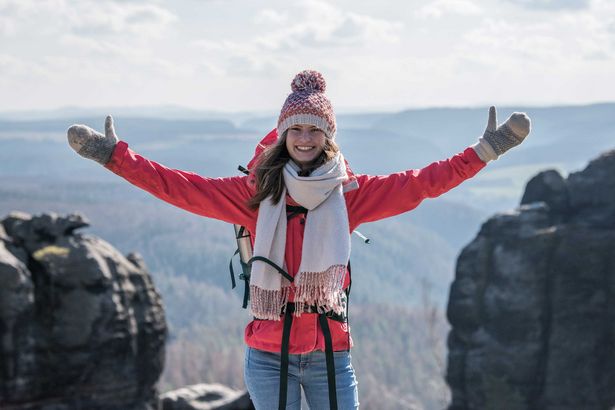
[296,146,314,151]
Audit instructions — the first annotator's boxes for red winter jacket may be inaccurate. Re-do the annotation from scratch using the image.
[104,130,487,354]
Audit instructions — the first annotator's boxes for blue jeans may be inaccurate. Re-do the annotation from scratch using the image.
[244,346,359,409]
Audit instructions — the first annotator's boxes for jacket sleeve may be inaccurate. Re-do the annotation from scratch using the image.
[347,146,487,227]
[104,141,256,226]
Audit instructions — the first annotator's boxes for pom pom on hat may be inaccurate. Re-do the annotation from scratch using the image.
[277,69,336,139]
[291,70,327,93]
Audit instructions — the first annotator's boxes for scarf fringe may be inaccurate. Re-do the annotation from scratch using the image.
[294,264,347,315]
[249,265,348,319]
[250,285,291,321]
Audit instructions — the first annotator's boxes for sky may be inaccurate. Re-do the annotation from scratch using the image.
[1,0,614,113]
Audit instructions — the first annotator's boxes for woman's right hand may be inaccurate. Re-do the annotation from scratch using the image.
[67,115,119,165]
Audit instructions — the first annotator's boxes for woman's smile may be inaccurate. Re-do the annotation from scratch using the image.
[296,146,315,151]
[286,124,326,169]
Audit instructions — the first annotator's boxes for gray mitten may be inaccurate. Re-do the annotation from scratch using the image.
[67,115,119,165]
[472,106,531,162]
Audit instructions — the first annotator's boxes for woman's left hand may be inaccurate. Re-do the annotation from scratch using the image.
[482,106,531,156]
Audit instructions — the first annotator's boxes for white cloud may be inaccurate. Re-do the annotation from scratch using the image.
[0,16,16,36]
[416,0,483,19]
[66,2,177,37]
[458,5,615,68]
[191,1,402,78]
[504,0,590,11]
[0,0,176,39]
[460,20,563,65]
[192,39,225,52]
[0,54,37,77]
[253,2,402,50]
[1,0,614,112]
[0,53,57,93]
[0,0,36,36]
[334,13,402,44]
[254,9,288,25]
[59,34,145,58]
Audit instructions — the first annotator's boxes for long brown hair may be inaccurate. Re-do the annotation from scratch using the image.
[247,131,340,209]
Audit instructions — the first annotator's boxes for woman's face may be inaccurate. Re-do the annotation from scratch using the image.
[285,124,327,169]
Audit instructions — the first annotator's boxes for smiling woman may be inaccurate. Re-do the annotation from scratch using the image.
[286,124,327,169]
[66,68,531,410]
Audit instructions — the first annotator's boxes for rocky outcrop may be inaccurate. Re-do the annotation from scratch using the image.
[0,212,167,409]
[161,384,254,410]
[446,149,615,410]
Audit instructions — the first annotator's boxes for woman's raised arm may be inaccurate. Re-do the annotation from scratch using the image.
[347,106,531,226]
[67,116,256,227]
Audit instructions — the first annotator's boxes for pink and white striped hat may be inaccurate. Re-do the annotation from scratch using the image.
[277,70,337,139]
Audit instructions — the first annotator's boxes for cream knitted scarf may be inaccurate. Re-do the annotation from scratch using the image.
[250,152,351,320]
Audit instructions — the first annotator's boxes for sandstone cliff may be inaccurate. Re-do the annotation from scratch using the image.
[0,212,167,409]
[447,149,615,409]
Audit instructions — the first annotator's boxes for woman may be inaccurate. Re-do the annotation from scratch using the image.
[67,70,531,409]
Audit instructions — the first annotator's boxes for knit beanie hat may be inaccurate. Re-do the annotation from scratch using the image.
[277,70,337,139]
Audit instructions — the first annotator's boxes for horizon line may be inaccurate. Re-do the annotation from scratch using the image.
[1,100,614,119]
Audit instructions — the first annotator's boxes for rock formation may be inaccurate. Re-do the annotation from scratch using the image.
[446,149,615,409]
[0,212,167,409]
[161,384,254,410]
